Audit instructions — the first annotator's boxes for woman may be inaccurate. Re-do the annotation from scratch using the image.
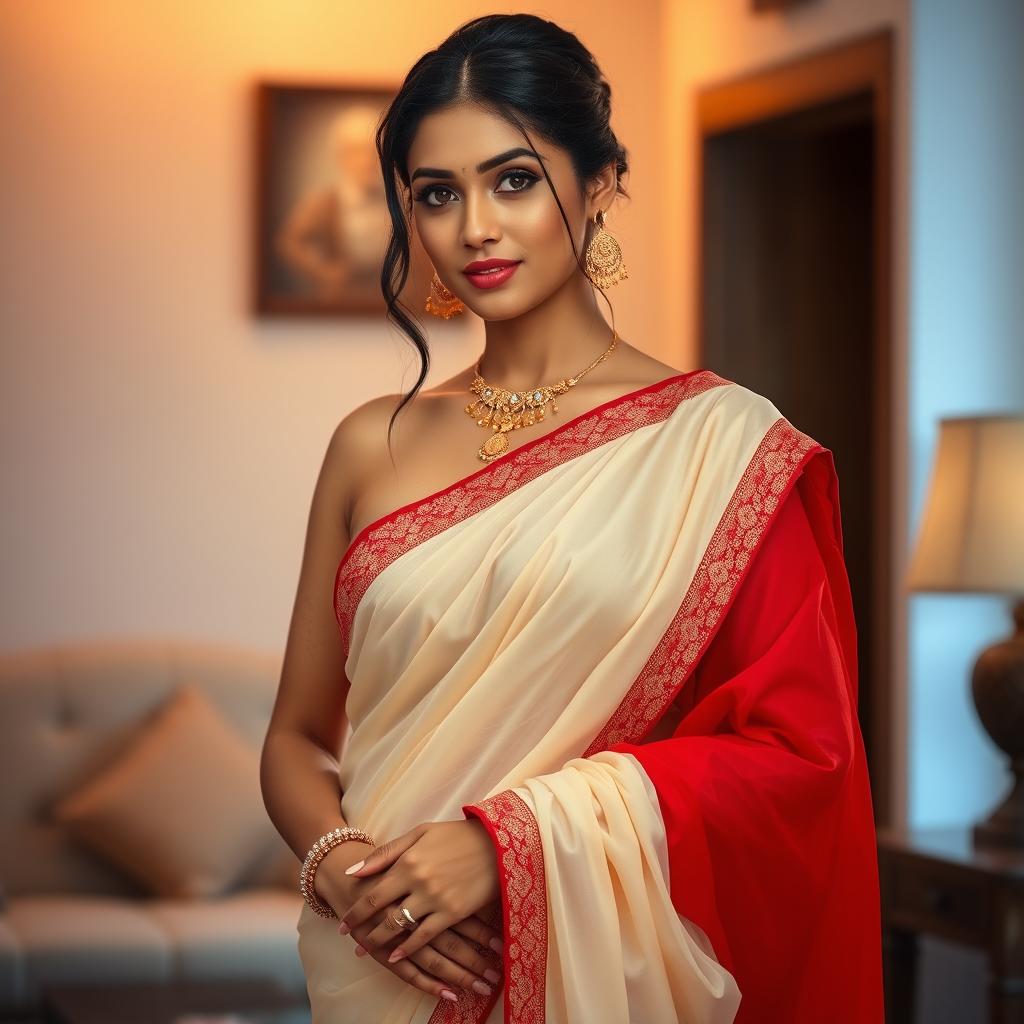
[260,13,884,1023]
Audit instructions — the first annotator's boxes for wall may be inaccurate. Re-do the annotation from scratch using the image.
[0,1,664,653]
[907,0,1024,830]
[906,1,1024,1014]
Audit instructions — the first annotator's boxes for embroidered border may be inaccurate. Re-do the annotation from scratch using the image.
[334,369,725,660]
[455,791,547,1024]
[583,416,823,754]
[447,416,824,1024]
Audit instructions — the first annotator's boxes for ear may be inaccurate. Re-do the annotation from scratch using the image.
[585,160,620,220]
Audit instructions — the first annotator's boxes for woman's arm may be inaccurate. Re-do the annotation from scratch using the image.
[259,411,363,874]
[260,397,504,1004]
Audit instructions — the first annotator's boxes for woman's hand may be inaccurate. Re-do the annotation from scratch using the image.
[315,837,503,1003]
[338,820,503,988]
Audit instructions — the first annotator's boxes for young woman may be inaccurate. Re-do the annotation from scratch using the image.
[260,13,884,1023]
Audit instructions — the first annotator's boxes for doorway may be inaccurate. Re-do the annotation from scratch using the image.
[697,30,895,825]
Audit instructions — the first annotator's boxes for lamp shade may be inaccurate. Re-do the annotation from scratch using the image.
[907,414,1024,595]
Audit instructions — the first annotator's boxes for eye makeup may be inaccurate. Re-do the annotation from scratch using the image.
[413,168,540,208]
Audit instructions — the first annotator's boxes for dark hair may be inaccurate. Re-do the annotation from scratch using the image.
[374,12,630,449]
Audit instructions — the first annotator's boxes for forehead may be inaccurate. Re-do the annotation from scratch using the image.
[407,102,555,174]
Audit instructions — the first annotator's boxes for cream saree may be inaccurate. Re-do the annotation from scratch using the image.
[296,369,883,1023]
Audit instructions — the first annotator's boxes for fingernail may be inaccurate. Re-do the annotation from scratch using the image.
[388,948,406,963]
[483,968,500,984]
[440,990,458,1002]
[489,937,504,954]
[344,860,364,875]
[338,922,350,935]
[472,980,492,996]
[354,945,366,957]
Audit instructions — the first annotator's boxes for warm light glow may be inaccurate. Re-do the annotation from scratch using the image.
[907,415,1024,594]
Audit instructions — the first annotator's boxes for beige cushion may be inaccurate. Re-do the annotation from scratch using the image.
[51,684,273,899]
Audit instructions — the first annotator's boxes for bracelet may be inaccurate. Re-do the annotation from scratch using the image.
[299,826,376,919]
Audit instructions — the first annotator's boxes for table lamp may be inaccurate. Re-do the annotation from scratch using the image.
[907,413,1024,849]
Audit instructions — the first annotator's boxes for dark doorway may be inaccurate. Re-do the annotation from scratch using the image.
[697,31,894,826]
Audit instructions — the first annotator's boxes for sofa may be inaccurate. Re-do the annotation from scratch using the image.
[0,638,311,1021]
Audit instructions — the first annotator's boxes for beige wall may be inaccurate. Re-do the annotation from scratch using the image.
[0,1,664,652]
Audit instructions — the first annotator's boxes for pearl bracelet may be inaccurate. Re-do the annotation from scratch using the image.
[299,825,376,919]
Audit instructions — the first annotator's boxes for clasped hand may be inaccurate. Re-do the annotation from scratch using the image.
[338,818,503,973]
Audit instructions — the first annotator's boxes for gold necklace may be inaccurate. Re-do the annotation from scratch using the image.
[465,327,620,462]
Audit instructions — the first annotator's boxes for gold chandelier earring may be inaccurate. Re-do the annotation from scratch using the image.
[584,209,628,289]
[425,270,465,319]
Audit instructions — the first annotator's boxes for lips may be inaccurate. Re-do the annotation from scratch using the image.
[462,259,522,290]
[463,258,521,273]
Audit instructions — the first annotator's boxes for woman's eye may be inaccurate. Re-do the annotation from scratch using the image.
[496,170,539,193]
[414,169,538,208]
[417,186,457,208]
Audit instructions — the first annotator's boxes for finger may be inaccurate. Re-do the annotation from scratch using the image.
[360,936,465,1004]
[360,902,420,953]
[417,924,503,987]
[338,876,410,937]
[386,909,484,970]
[458,915,505,955]
[354,928,499,995]
[406,938,497,998]
[344,825,426,878]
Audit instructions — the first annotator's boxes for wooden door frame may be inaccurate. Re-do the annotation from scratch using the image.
[695,29,895,827]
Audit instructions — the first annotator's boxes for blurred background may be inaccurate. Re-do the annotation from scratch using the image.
[1,2,1022,1022]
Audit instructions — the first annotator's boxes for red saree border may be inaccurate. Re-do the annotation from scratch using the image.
[333,368,725,660]
[446,790,546,1024]
[453,416,825,1024]
[583,417,823,754]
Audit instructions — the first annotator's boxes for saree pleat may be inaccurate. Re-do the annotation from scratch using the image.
[296,370,883,1023]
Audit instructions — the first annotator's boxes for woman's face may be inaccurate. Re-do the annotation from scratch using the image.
[405,102,606,319]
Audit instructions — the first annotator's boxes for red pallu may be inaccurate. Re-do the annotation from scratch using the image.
[607,449,884,1022]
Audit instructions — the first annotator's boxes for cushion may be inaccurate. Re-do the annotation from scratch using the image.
[51,684,274,899]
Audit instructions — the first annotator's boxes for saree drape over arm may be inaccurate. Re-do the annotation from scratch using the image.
[295,370,884,1024]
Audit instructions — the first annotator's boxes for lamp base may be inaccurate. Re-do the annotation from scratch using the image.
[970,597,1024,852]
[972,758,1024,849]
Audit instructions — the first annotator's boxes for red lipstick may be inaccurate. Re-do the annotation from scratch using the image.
[462,258,522,290]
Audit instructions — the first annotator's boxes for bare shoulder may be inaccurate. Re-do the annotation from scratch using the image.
[331,391,406,452]
[326,392,410,529]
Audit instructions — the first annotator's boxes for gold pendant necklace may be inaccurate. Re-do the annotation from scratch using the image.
[464,327,620,462]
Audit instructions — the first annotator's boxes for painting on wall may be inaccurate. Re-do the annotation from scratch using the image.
[752,0,817,10]
[252,80,434,317]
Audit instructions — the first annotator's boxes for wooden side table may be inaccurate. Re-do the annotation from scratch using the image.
[877,825,1024,1023]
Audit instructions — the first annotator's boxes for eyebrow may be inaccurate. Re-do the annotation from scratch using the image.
[410,147,546,183]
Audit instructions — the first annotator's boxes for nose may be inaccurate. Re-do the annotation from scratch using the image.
[460,189,501,248]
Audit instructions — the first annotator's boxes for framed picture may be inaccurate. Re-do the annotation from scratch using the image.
[752,0,817,10]
[252,79,434,317]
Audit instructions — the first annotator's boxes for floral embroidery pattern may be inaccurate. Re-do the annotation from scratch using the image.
[455,791,547,1024]
[583,416,822,754]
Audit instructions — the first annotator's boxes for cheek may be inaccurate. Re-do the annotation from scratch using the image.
[411,213,444,260]
[515,202,577,268]
[521,201,567,241]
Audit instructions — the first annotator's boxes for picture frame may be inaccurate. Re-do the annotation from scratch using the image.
[752,0,817,10]
[251,79,434,317]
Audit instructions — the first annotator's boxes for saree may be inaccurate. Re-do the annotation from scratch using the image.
[296,368,884,1023]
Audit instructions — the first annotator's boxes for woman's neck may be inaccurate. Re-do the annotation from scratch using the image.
[476,282,618,388]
